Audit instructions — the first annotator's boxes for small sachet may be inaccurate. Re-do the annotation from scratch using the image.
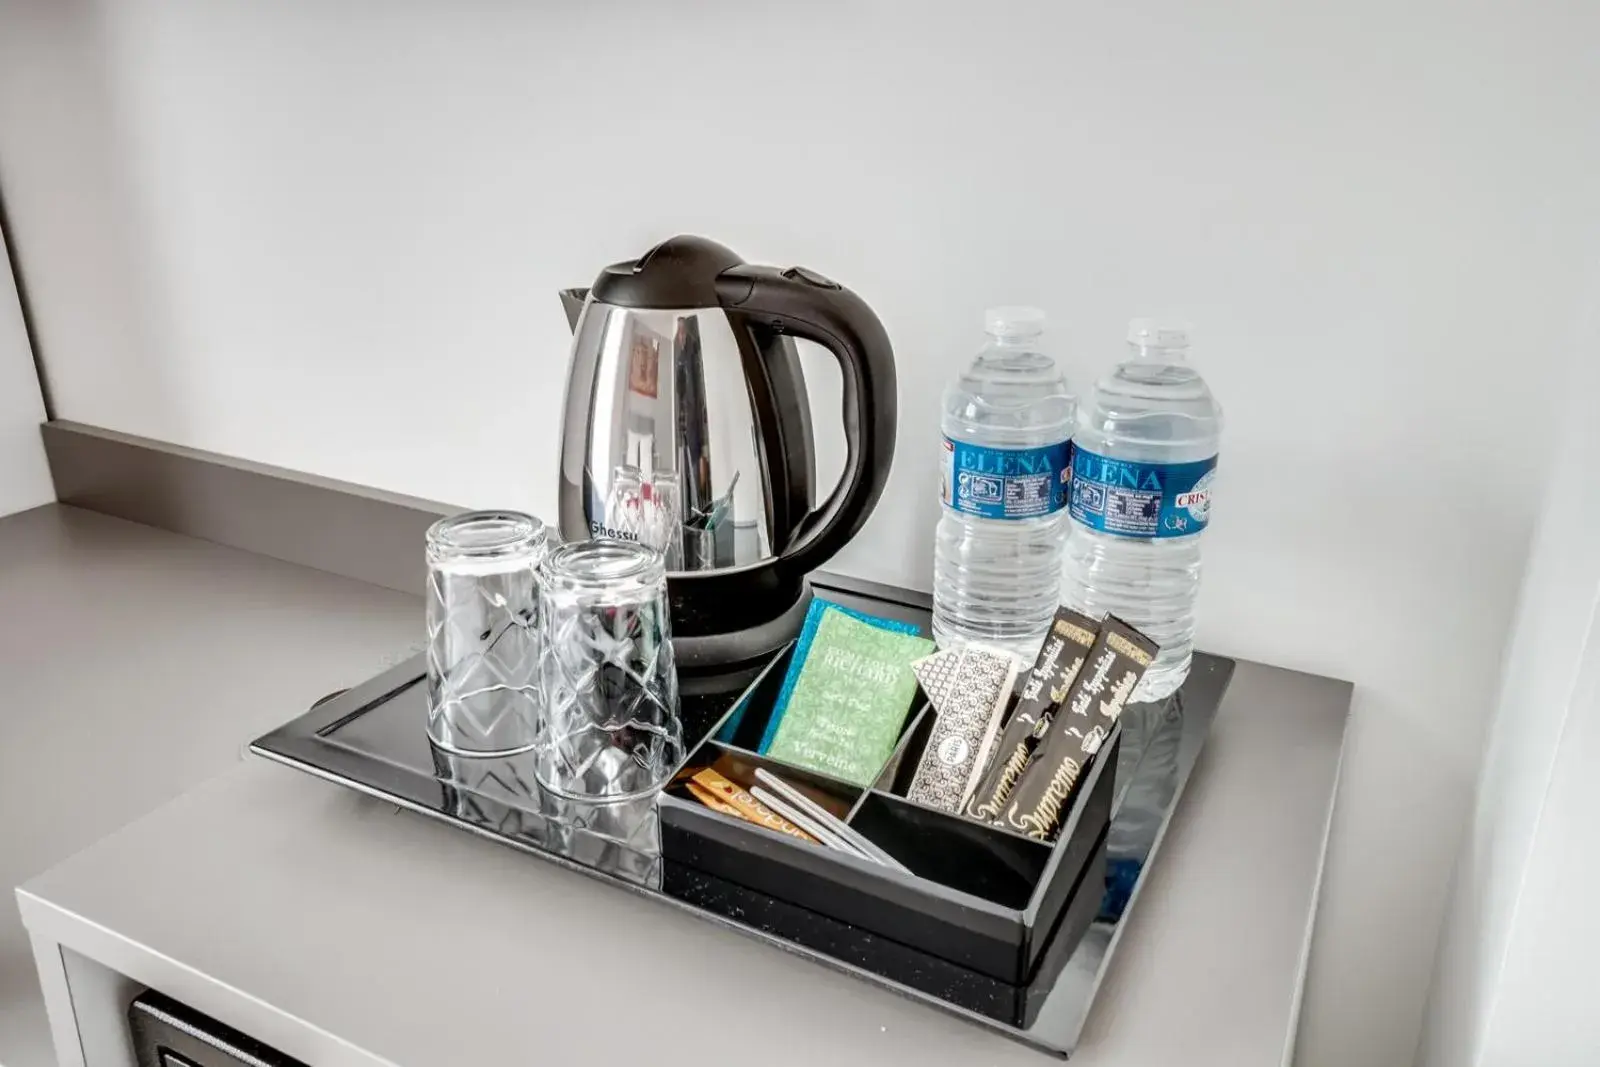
[907,647,1020,813]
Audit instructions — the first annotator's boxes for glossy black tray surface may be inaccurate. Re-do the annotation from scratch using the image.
[252,572,1234,1058]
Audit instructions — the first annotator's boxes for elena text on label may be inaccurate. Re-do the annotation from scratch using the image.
[1068,449,1217,539]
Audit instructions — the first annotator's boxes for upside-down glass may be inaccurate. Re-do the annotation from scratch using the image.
[536,539,682,800]
[425,511,548,757]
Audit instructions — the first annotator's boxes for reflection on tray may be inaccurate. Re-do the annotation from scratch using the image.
[430,744,662,888]
[316,669,762,890]
[1102,690,1187,922]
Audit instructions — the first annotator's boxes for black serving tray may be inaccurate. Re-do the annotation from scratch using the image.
[252,572,1234,1058]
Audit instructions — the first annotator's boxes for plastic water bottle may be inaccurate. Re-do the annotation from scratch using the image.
[1061,319,1223,701]
[933,307,1076,663]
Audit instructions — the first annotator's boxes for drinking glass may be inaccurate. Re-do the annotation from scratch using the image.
[425,510,548,757]
[536,539,682,800]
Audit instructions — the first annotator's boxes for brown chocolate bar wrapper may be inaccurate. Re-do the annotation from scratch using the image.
[685,779,747,820]
[1003,616,1158,841]
[965,607,1100,823]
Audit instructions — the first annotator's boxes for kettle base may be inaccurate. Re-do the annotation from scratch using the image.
[672,582,813,673]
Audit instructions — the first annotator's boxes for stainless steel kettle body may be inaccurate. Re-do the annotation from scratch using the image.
[557,236,898,668]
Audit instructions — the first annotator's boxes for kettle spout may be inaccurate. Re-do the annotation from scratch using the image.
[559,288,589,332]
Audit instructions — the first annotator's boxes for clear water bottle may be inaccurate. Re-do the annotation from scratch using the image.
[1061,319,1223,701]
[933,307,1076,663]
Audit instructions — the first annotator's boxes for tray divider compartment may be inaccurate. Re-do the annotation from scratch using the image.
[843,702,936,822]
[706,643,798,752]
[848,789,1049,911]
[1020,725,1121,925]
[669,740,863,819]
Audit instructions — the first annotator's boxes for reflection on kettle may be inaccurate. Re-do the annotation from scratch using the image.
[557,236,898,670]
[602,466,683,566]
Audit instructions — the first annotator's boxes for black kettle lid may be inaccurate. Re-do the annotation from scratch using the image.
[589,235,745,309]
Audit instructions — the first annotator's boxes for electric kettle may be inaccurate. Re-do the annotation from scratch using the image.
[558,235,898,669]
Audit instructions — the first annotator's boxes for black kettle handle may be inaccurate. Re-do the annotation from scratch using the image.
[715,264,897,578]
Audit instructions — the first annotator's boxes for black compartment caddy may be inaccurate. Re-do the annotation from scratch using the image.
[660,641,1119,992]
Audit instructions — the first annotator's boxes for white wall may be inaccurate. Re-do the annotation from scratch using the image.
[1,3,1596,1063]
[1420,277,1600,1065]
[0,223,52,517]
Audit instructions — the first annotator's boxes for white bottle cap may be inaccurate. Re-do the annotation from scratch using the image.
[985,306,1046,340]
[1127,318,1191,348]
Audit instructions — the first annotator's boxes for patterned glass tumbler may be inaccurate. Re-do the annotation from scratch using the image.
[536,539,683,801]
[425,511,548,757]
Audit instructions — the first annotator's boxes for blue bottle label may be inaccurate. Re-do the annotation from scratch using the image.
[941,437,1072,520]
[1069,448,1217,538]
